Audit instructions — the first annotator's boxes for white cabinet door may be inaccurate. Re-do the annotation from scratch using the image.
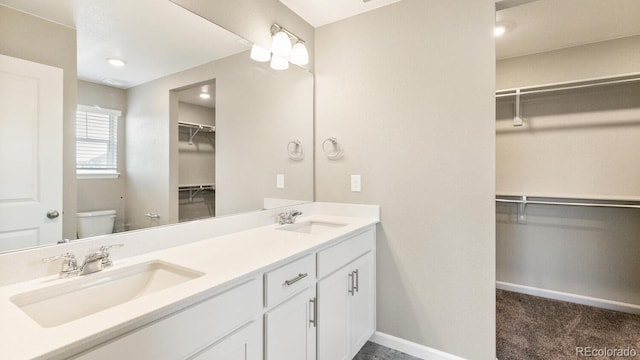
[317,267,350,360]
[0,54,63,251]
[264,286,316,360]
[190,322,259,360]
[349,252,375,358]
[317,251,375,360]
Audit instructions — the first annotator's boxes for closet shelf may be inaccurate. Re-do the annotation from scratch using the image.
[179,184,215,203]
[178,121,215,132]
[496,194,640,224]
[495,74,640,127]
[179,121,215,145]
[496,74,640,98]
[179,184,215,191]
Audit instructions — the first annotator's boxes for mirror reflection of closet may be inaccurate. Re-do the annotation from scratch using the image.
[176,80,216,222]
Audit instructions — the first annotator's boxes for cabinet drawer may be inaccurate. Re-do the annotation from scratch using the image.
[74,279,260,360]
[264,254,315,307]
[317,227,374,279]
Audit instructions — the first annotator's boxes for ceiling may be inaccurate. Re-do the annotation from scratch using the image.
[279,0,403,28]
[496,0,640,59]
[0,0,251,88]
[177,81,216,109]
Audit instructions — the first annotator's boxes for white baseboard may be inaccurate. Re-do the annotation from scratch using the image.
[369,331,466,360]
[496,281,640,315]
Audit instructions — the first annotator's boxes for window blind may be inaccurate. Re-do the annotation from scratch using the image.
[76,105,120,172]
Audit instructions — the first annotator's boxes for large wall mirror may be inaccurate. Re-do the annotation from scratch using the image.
[0,0,314,253]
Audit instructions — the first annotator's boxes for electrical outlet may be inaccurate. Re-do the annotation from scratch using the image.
[276,174,285,189]
[351,175,361,192]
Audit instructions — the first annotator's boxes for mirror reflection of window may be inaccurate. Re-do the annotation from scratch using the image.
[75,105,121,179]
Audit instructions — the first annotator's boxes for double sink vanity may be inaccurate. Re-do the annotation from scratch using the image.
[0,203,379,360]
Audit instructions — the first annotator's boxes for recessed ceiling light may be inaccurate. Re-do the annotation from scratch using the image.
[199,93,211,99]
[494,25,506,37]
[107,58,126,67]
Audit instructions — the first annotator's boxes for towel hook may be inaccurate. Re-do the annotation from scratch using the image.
[287,139,304,161]
[322,137,344,160]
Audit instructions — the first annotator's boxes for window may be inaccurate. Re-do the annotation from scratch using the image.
[76,105,121,178]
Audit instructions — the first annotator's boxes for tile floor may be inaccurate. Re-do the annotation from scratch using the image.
[354,342,421,360]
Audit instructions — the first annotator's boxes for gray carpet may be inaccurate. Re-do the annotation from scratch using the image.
[354,342,421,360]
[497,289,640,359]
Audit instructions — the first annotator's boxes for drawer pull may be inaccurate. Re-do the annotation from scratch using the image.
[284,273,308,286]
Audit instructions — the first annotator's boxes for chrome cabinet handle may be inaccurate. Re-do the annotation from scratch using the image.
[145,212,160,219]
[284,273,308,286]
[353,269,359,293]
[348,272,355,296]
[46,210,60,219]
[309,297,317,328]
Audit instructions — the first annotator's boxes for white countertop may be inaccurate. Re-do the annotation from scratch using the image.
[0,214,378,360]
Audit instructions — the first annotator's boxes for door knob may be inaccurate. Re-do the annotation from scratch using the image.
[46,210,60,219]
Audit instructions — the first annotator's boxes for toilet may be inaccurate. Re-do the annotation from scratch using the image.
[77,210,116,238]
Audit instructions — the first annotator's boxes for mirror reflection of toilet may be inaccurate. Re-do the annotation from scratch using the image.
[77,210,116,239]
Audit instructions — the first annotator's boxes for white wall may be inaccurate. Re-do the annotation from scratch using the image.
[315,0,496,358]
[0,5,78,239]
[497,35,640,89]
[496,37,640,306]
[76,80,127,233]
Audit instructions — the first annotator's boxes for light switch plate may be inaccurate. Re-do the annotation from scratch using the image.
[351,175,361,192]
[276,174,285,189]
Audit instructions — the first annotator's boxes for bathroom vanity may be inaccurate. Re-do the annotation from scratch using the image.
[0,203,379,360]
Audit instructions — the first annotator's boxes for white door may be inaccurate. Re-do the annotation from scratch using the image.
[349,252,375,358]
[0,54,63,252]
[317,268,350,360]
[265,287,317,360]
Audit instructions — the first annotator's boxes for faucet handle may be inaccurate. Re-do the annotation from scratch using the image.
[42,252,79,278]
[99,244,124,267]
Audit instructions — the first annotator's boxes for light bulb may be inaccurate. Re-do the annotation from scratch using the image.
[199,93,211,99]
[289,42,309,66]
[250,44,271,62]
[494,25,506,37]
[270,55,289,70]
[271,31,292,57]
[107,58,126,67]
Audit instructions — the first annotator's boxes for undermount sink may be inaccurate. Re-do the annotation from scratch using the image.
[11,261,204,328]
[278,220,346,234]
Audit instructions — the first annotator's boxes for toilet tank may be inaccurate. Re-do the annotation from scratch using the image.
[77,210,116,239]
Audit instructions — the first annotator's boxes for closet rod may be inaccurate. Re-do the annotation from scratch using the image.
[496,77,640,98]
[495,198,640,209]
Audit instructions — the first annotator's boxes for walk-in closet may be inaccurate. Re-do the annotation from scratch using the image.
[494,1,640,358]
[176,81,216,222]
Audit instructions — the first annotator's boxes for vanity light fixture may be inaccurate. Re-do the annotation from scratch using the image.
[199,93,211,99]
[107,58,126,67]
[250,23,309,70]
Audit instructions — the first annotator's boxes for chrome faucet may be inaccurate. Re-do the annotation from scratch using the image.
[42,244,124,278]
[79,251,106,275]
[277,210,303,225]
[79,244,124,275]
